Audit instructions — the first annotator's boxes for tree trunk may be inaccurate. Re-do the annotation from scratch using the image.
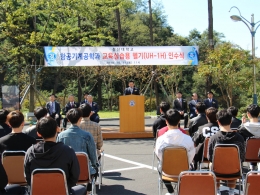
[53,69,61,94]
[78,77,82,103]
[97,75,102,110]
[29,70,34,112]
[115,8,123,46]
[208,0,214,50]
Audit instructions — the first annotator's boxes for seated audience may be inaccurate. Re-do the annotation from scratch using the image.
[0,161,24,194]
[155,109,195,195]
[57,108,98,178]
[24,117,86,195]
[0,111,36,154]
[192,107,219,169]
[152,101,170,138]
[227,106,242,130]
[23,107,48,139]
[0,109,11,138]
[238,104,260,170]
[188,102,208,137]
[157,126,186,137]
[79,103,103,157]
[208,109,245,195]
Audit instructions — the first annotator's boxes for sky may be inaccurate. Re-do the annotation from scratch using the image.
[160,0,260,57]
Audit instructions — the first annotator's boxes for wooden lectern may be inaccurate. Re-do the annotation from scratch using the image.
[119,95,145,132]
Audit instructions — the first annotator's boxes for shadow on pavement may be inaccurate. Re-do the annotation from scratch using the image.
[97,185,146,195]
[103,172,133,181]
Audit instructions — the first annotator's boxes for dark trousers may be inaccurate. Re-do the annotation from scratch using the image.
[63,117,68,129]
[50,113,61,127]
[178,113,188,128]
[71,185,87,195]
[1,184,25,195]
[90,115,100,123]
[163,180,174,193]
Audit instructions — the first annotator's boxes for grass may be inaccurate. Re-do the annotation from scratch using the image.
[21,109,157,119]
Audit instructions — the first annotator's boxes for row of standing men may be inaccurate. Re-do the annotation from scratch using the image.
[46,93,99,129]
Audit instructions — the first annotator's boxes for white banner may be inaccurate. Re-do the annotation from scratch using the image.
[44,46,199,66]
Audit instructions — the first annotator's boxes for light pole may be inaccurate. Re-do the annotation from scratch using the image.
[229,6,260,105]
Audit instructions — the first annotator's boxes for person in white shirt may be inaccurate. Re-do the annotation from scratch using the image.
[155,109,195,195]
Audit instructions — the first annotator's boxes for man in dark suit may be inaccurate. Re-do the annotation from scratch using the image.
[87,95,100,123]
[173,91,188,128]
[124,80,140,95]
[188,102,208,137]
[228,106,242,130]
[188,93,201,119]
[62,95,79,129]
[204,91,218,109]
[80,92,89,105]
[46,94,61,127]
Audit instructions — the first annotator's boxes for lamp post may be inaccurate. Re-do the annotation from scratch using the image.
[229,6,260,105]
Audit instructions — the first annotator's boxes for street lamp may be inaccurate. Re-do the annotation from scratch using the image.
[229,6,260,105]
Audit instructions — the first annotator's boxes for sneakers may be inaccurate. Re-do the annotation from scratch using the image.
[250,165,258,171]
[217,189,221,195]
[165,193,174,195]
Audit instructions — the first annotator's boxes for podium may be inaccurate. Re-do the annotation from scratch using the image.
[119,95,145,132]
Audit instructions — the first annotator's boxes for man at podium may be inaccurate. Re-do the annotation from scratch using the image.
[124,80,140,95]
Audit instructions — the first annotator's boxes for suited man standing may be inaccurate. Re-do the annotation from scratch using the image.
[80,92,89,105]
[87,95,100,123]
[173,91,188,128]
[188,102,208,137]
[188,93,201,119]
[62,95,79,129]
[124,80,140,95]
[46,94,61,127]
[204,91,218,109]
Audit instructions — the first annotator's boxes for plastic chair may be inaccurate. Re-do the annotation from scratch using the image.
[177,171,217,195]
[158,146,189,195]
[76,152,96,195]
[244,171,260,195]
[244,138,260,170]
[199,137,210,170]
[152,130,159,171]
[30,168,69,195]
[211,144,243,195]
[96,149,104,189]
[1,151,27,185]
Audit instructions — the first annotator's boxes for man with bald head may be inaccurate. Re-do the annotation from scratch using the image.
[189,93,201,119]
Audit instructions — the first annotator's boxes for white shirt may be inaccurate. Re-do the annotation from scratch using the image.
[49,101,55,113]
[155,129,195,166]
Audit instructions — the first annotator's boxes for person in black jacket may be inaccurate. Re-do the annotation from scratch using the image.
[173,91,188,128]
[152,101,170,138]
[192,107,219,169]
[208,109,245,195]
[238,104,260,170]
[46,94,61,127]
[86,95,100,123]
[204,91,218,109]
[124,80,140,95]
[188,102,207,137]
[24,117,86,195]
[62,95,80,129]
[0,109,11,138]
[227,106,242,130]
[188,93,201,119]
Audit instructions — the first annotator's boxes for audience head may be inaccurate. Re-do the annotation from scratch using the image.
[192,93,198,100]
[176,91,182,99]
[207,91,214,99]
[128,80,135,88]
[206,107,218,123]
[66,108,82,124]
[87,95,93,103]
[195,102,206,114]
[79,103,92,118]
[159,101,170,114]
[216,109,232,126]
[246,104,260,118]
[227,106,238,118]
[37,117,57,139]
[165,109,181,126]
[34,107,48,120]
[0,109,10,124]
[68,95,75,102]
[7,110,24,128]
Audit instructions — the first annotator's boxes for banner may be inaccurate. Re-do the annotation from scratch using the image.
[1,85,20,111]
[44,46,199,66]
